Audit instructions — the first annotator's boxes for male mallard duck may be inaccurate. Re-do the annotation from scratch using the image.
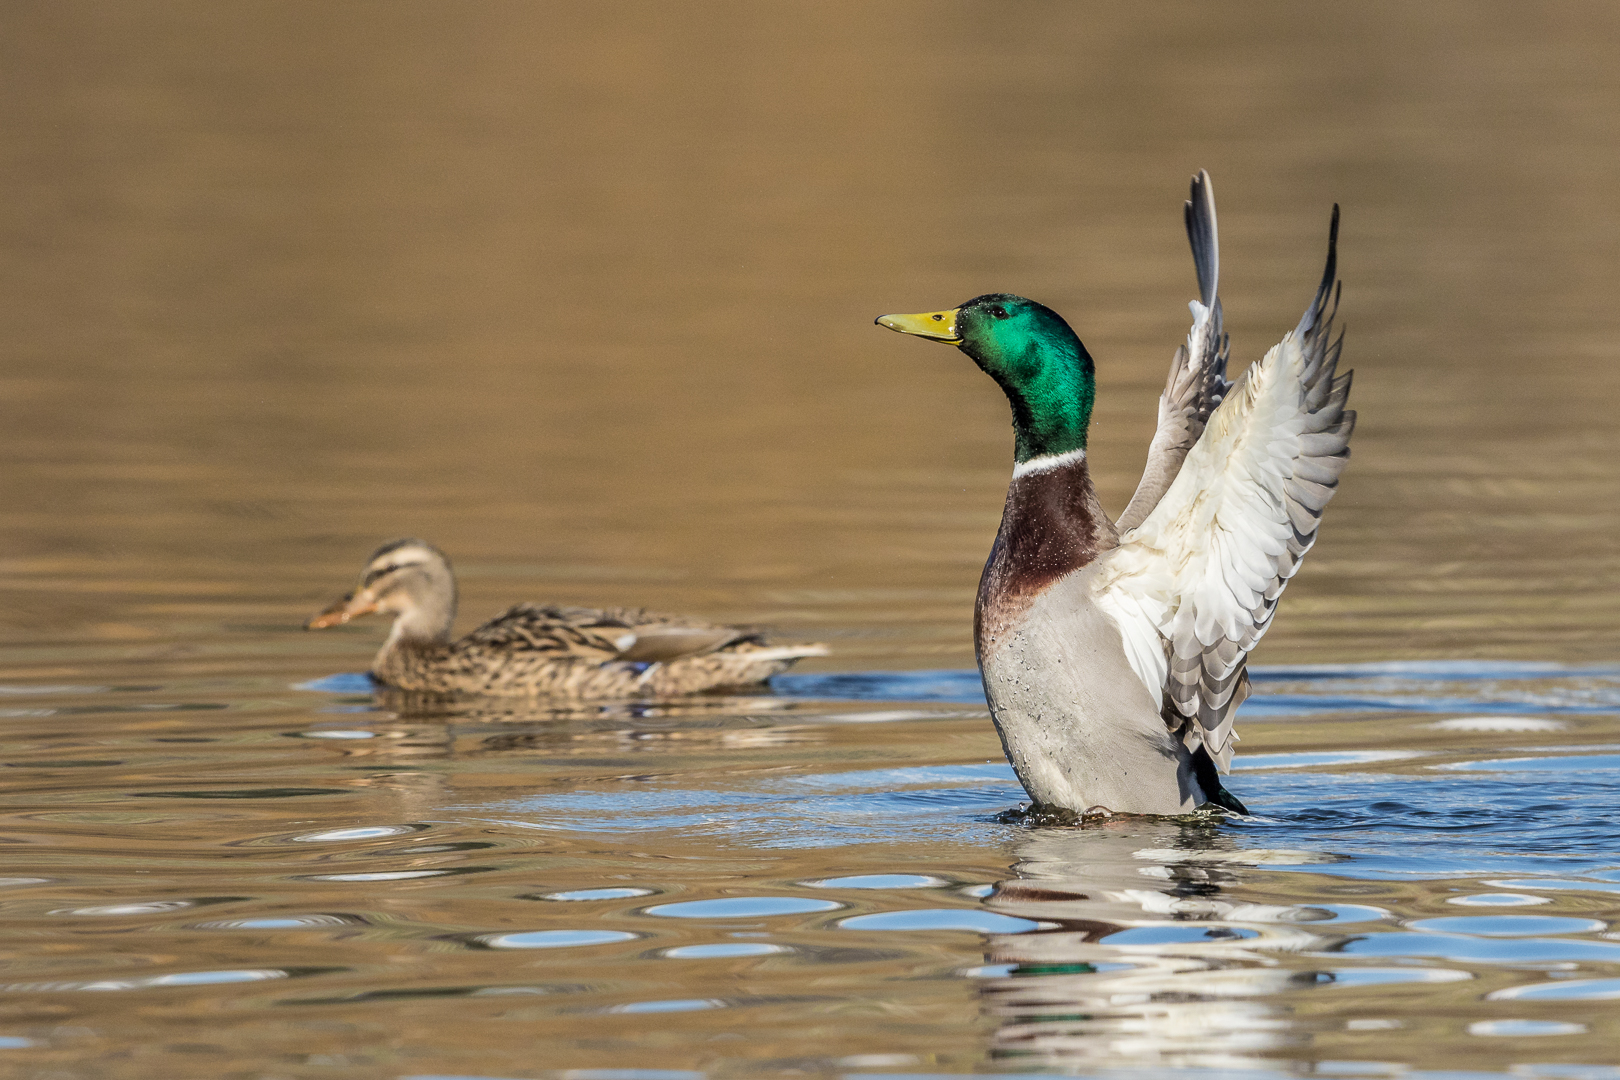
[877,172,1352,816]
[307,539,828,698]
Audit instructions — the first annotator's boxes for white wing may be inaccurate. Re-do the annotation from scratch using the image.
[1096,206,1353,771]
[1116,170,1234,533]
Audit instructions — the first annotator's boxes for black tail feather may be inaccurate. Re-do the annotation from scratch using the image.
[1192,742,1250,815]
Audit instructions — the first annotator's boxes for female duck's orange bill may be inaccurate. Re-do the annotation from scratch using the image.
[306,591,379,630]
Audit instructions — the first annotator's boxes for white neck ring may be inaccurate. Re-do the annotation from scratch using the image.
[1012,447,1086,479]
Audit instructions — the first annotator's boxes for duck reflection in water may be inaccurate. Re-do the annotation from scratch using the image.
[299,693,821,767]
[979,819,1352,1069]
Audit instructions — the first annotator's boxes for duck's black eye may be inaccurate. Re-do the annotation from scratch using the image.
[989,305,1009,319]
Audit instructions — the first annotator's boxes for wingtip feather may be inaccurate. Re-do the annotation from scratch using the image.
[1322,202,1340,298]
[1184,169,1219,308]
[1297,203,1341,340]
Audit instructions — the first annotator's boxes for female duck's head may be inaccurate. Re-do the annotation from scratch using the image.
[306,538,458,646]
[877,294,1095,465]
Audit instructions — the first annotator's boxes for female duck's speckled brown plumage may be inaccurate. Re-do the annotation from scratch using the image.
[307,539,827,698]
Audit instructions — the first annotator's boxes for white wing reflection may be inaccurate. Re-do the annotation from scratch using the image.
[980,820,1354,1069]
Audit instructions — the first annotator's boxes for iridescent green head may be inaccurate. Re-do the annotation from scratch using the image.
[877,293,1095,465]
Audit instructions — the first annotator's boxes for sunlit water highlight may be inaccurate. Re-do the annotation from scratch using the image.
[3,2,1620,1076]
[0,661,1615,1076]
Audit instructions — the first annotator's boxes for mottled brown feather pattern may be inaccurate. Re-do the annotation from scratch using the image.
[372,604,815,698]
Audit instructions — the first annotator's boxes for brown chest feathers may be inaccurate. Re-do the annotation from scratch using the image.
[974,457,1119,647]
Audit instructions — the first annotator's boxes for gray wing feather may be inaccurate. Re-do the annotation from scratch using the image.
[1168,205,1354,771]
[1186,169,1219,307]
[1117,170,1235,533]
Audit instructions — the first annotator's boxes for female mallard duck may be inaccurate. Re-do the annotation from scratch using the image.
[307,539,828,698]
[877,172,1352,816]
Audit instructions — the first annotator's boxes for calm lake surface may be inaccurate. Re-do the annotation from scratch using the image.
[1,2,1618,1077]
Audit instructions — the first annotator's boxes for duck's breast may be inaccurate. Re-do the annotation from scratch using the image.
[977,562,1201,815]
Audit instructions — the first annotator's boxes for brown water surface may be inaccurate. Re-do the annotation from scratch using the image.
[1,2,1618,1077]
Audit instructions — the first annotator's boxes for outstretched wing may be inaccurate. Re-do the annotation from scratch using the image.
[1096,206,1353,770]
[1116,170,1235,533]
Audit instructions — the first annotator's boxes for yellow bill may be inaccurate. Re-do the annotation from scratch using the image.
[875,308,962,344]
